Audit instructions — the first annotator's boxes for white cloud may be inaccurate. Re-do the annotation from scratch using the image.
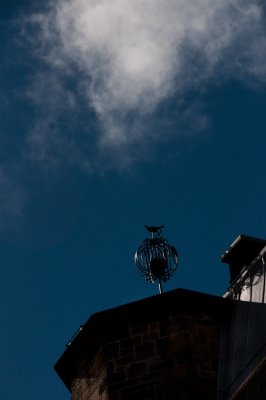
[25,0,266,165]
[24,71,83,169]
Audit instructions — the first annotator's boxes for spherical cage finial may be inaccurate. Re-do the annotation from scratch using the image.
[134,236,178,284]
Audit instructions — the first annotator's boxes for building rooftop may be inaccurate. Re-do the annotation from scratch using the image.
[54,288,231,391]
[221,234,266,282]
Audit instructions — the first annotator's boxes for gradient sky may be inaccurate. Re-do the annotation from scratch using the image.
[1,1,266,399]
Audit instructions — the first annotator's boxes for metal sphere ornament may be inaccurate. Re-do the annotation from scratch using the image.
[134,225,179,294]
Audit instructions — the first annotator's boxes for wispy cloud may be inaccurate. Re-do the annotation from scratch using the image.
[0,166,28,231]
[23,0,266,167]
[1,0,265,240]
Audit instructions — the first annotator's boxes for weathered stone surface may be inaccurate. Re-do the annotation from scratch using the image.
[56,289,230,399]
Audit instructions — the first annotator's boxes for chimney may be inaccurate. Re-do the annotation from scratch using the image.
[55,289,229,400]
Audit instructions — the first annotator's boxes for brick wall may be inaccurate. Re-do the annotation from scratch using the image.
[93,315,220,400]
[56,290,229,400]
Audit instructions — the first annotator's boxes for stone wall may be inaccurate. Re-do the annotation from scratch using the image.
[65,290,227,400]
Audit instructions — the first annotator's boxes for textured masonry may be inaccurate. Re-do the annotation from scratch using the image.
[55,289,231,400]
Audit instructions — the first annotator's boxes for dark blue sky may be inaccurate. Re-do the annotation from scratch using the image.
[1,1,266,399]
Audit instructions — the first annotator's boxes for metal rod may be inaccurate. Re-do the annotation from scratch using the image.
[159,279,163,294]
[262,253,265,303]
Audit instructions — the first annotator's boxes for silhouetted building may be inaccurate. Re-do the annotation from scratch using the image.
[55,235,266,399]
